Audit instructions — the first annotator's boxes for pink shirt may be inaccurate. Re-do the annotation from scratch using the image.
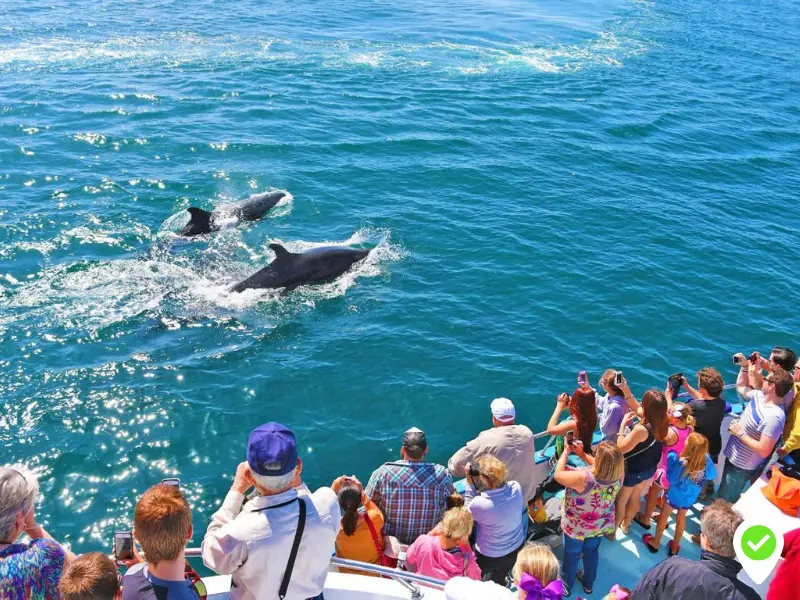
[406,534,481,581]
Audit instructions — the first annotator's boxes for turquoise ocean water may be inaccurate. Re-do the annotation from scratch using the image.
[1,0,798,552]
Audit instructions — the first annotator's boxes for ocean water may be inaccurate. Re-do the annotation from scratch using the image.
[1,0,798,552]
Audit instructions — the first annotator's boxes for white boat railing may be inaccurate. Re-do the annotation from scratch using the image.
[183,548,446,600]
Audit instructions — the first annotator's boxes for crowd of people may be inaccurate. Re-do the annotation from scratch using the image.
[2,347,800,600]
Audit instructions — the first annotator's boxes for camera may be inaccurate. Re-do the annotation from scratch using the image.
[565,430,575,445]
[749,352,759,364]
[468,465,481,478]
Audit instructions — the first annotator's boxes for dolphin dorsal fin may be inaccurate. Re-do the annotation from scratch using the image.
[269,243,294,261]
[187,207,212,219]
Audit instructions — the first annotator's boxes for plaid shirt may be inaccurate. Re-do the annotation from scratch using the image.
[366,460,454,545]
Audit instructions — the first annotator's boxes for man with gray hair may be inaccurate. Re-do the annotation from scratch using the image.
[632,500,759,600]
[448,398,538,502]
[0,465,76,597]
[201,422,340,600]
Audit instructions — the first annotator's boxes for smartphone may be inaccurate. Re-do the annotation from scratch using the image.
[732,354,740,365]
[160,477,180,489]
[614,371,623,386]
[577,371,588,387]
[113,531,134,564]
[565,430,575,445]
[668,373,683,391]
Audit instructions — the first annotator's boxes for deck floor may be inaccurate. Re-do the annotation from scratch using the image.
[551,499,704,598]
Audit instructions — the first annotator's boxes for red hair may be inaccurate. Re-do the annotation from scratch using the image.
[570,388,598,452]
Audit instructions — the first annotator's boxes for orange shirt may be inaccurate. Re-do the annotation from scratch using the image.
[335,500,385,575]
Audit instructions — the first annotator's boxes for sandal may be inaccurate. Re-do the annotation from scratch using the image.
[633,513,652,530]
[642,533,659,554]
[669,540,680,556]
[620,522,630,536]
[576,570,593,595]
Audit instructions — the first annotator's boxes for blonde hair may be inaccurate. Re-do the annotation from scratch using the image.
[442,506,473,541]
[671,402,696,429]
[477,455,507,489]
[680,432,708,476]
[593,441,625,482]
[512,543,560,599]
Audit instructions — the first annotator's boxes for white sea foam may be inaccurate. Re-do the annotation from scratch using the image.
[0,25,649,76]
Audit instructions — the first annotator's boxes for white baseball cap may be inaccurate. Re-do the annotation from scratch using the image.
[490,397,516,423]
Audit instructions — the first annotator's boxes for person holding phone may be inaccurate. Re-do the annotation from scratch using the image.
[463,456,525,585]
[332,475,386,574]
[123,483,204,600]
[596,370,629,442]
[555,440,624,596]
[718,355,792,503]
[546,388,598,458]
[0,465,77,599]
[614,390,669,536]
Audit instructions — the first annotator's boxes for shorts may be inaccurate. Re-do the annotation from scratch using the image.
[624,466,657,488]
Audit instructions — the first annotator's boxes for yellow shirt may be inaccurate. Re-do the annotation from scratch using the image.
[335,499,384,575]
[783,382,800,453]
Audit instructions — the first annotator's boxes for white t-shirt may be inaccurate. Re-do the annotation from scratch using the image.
[724,390,785,471]
[444,577,516,600]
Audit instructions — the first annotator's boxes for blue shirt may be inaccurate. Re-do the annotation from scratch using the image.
[598,393,626,441]
[665,451,717,510]
[122,564,201,600]
[464,481,525,558]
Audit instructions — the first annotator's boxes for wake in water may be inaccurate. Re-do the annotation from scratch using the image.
[0,225,402,336]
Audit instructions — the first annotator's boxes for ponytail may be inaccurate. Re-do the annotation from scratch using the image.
[337,481,363,537]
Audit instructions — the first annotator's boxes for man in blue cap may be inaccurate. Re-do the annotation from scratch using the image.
[201,422,340,600]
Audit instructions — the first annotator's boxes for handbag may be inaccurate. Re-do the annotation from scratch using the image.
[363,509,397,568]
[762,464,800,517]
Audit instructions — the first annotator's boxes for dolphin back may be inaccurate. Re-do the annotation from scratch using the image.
[236,191,287,222]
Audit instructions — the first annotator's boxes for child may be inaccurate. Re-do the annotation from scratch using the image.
[634,403,694,529]
[642,433,716,555]
[406,506,481,581]
[529,491,549,524]
[602,584,632,599]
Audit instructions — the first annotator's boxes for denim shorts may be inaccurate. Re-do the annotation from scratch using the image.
[623,466,656,487]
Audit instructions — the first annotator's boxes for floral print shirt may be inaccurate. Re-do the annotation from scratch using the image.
[0,538,65,600]
[561,467,620,540]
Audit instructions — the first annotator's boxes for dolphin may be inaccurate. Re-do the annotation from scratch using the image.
[180,190,287,237]
[230,243,371,293]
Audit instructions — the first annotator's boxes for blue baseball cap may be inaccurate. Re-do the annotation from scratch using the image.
[247,422,298,477]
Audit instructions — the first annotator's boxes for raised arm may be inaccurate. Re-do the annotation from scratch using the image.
[201,462,252,575]
[547,393,575,436]
[554,443,588,493]
[618,376,642,415]
[616,416,647,453]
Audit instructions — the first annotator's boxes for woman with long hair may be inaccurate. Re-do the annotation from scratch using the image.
[332,475,385,574]
[547,388,598,456]
[614,389,669,536]
[635,401,695,529]
[555,440,625,596]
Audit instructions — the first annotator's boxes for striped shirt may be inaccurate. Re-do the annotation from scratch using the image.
[366,460,454,544]
[724,390,785,471]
